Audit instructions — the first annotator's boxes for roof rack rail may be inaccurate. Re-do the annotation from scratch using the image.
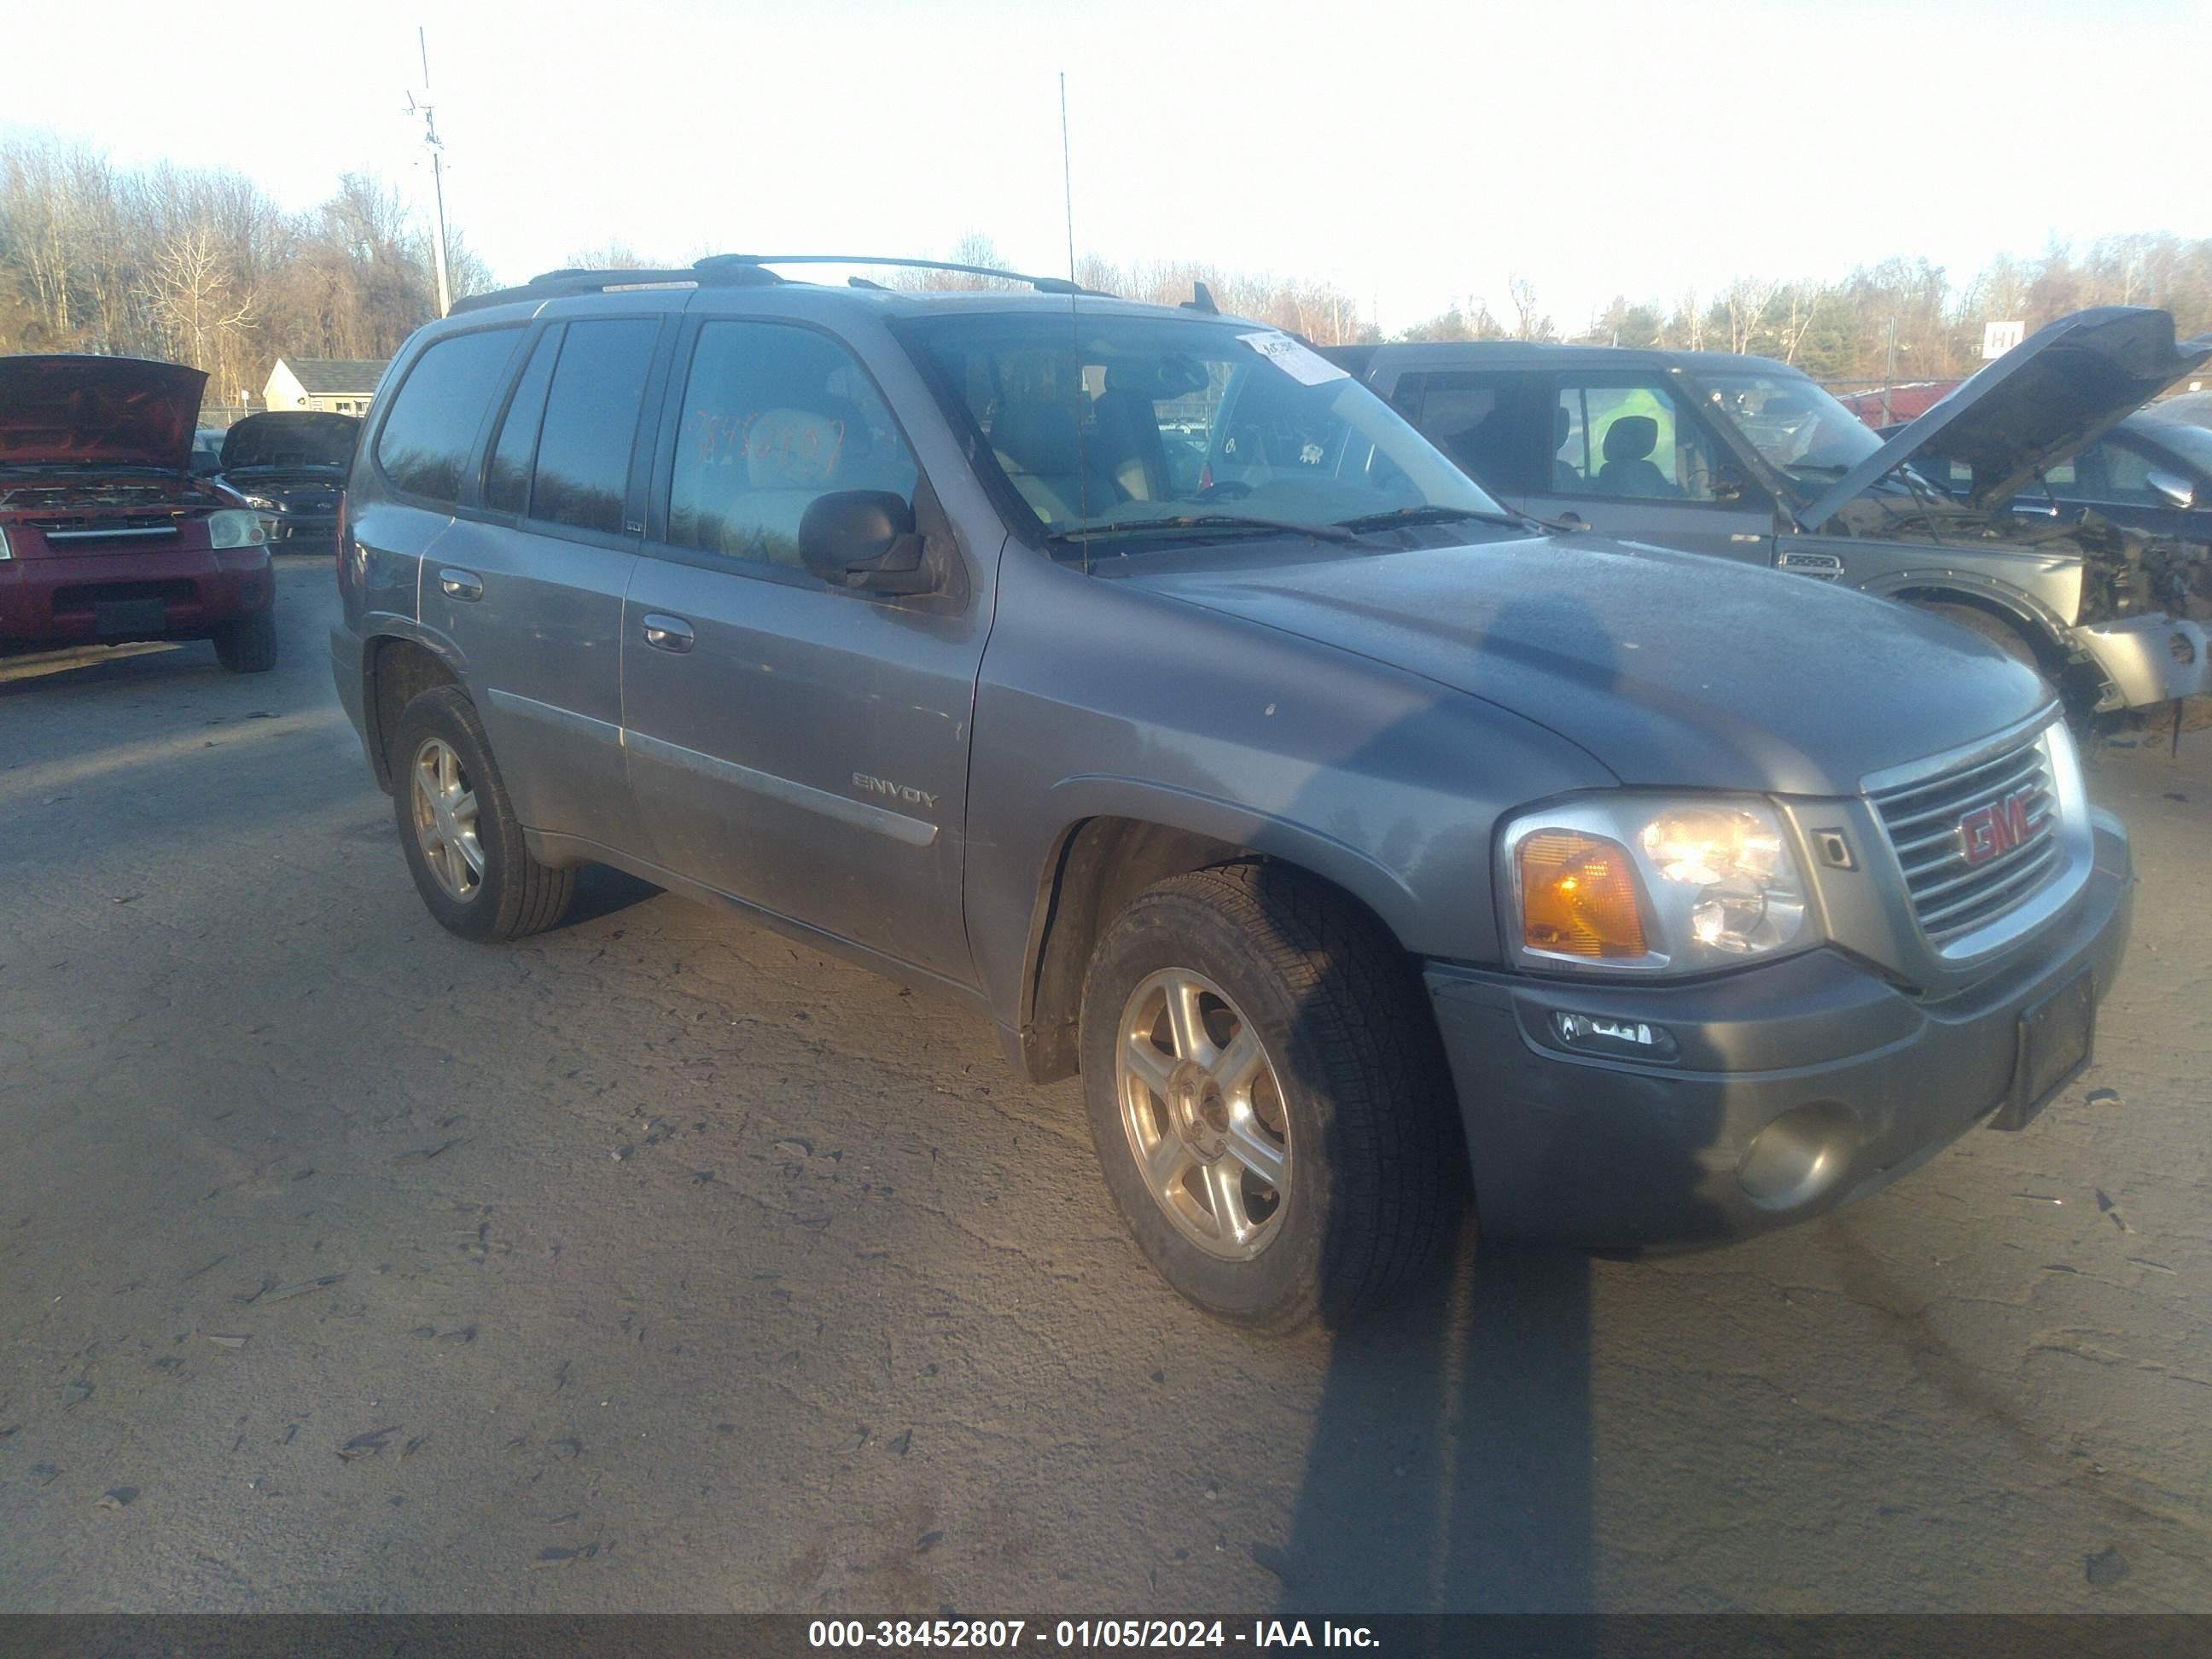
[696,253,1102,297]
[449,262,786,315]
[450,253,1111,317]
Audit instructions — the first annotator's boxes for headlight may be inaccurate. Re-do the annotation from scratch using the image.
[1501,796,1813,975]
[0,526,12,560]
[242,494,278,511]
[207,509,268,548]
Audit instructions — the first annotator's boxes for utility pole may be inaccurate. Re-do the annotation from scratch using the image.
[1880,315,1897,427]
[410,27,453,318]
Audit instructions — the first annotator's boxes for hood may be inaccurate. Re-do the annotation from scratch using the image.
[218,410,361,472]
[1797,306,2212,527]
[1129,535,2049,797]
[0,354,207,472]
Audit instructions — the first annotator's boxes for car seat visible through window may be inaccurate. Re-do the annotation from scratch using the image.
[1598,416,1672,497]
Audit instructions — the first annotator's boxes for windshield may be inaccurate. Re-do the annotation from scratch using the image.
[1691,370,1886,479]
[899,311,1499,550]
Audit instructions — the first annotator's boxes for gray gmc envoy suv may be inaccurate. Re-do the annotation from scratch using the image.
[334,256,2133,1330]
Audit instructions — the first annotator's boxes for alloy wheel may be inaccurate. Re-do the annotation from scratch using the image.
[1115,968,1292,1260]
[410,736,485,903]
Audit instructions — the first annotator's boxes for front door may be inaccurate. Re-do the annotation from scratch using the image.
[620,317,988,983]
[1521,376,1775,562]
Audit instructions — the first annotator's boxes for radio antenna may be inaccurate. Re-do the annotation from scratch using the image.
[1059,73,1078,290]
[1060,71,1090,573]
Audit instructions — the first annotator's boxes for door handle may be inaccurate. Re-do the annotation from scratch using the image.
[641,614,695,654]
[437,567,483,602]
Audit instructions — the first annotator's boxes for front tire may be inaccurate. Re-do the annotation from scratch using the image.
[212,608,277,673]
[1078,863,1464,1330]
[389,685,573,942]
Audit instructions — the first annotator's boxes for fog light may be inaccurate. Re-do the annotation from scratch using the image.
[1551,1010,1679,1062]
[1738,1102,1859,1210]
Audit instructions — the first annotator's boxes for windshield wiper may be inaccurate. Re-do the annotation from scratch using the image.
[1332,504,1534,533]
[1050,514,1364,547]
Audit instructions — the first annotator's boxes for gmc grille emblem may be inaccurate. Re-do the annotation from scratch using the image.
[1958,787,2036,865]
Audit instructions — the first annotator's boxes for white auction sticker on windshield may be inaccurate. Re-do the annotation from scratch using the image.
[1237,331,1349,386]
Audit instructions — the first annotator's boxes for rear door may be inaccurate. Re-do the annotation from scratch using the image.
[414,312,670,853]
[620,316,988,981]
[1523,374,1775,560]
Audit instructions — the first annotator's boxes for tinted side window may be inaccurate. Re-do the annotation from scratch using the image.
[667,321,919,568]
[374,329,521,503]
[1402,370,1547,497]
[528,319,661,535]
[484,329,560,515]
[2073,439,2159,503]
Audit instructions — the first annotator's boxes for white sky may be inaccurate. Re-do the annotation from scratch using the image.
[9,0,2209,333]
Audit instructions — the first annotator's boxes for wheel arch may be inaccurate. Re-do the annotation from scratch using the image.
[1008,791,1426,1086]
[1884,580,2068,671]
[362,633,466,793]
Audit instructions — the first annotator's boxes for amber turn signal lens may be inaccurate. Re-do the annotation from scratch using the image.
[1518,830,1648,958]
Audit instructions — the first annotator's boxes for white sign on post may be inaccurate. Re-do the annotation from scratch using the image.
[1982,320,2026,359]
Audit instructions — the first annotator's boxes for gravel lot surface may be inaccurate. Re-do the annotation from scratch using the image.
[3,557,2209,1613]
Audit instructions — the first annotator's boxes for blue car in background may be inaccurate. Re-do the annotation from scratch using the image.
[1906,404,2210,560]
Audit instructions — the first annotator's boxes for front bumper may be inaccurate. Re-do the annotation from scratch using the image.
[2069,613,2209,708]
[263,513,340,549]
[1424,810,2133,1249]
[0,545,272,645]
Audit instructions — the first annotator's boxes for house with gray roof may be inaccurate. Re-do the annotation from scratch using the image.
[263,358,389,416]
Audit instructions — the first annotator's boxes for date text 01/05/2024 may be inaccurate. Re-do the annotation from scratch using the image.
[806,1621,1382,1650]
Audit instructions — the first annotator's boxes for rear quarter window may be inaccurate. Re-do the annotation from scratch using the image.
[374,329,523,504]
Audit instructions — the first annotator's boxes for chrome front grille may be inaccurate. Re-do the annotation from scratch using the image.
[29,513,180,544]
[1871,731,2061,944]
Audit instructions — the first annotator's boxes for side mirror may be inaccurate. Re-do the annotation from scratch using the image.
[798,491,932,594]
[2146,469,2197,510]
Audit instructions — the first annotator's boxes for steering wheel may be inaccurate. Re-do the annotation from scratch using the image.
[1195,479,1253,503]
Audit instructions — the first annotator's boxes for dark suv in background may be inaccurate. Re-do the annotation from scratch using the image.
[334,257,2132,1330]
[1327,308,2210,715]
[211,410,359,552]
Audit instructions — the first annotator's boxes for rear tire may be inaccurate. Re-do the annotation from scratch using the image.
[212,608,277,673]
[1078,862,1464,1331]
[389,685,573,942]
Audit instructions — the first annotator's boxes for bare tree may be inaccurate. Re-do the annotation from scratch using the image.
[150,224,254,391]
[1,137,82,341]
[1773,282,1828,364]
[562,242,662,270]
[1722,276,1778,353]
[1507,276,1552,341]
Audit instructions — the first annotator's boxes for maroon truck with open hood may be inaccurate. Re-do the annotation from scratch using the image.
[0,354,277,672]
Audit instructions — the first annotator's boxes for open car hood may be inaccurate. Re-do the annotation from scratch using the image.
[0,354,207,472]
[1796,306,2212,528]
[219,410,361,471]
